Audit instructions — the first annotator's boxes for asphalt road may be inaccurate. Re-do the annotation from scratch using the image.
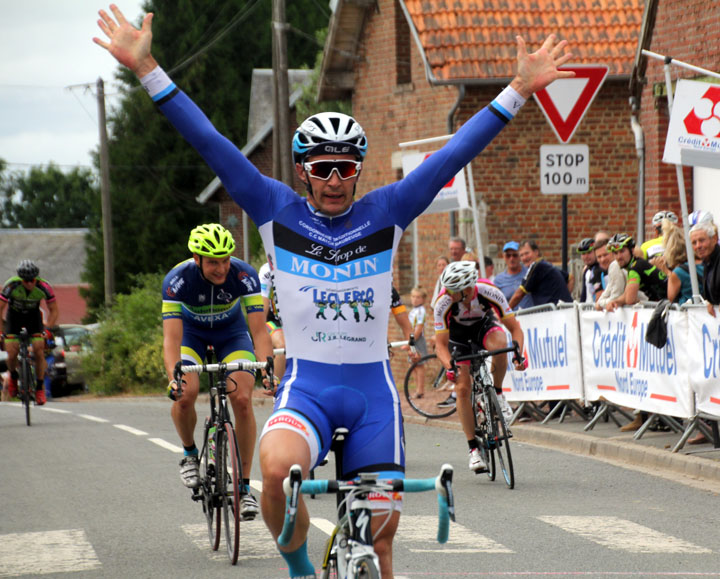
[1,397,719,578]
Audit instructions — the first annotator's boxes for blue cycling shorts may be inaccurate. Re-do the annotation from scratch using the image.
[260,358,405,480]
[181,323,256,372]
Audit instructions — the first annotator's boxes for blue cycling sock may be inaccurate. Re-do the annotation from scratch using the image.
[280,540,315,577]
[183,446,198,456]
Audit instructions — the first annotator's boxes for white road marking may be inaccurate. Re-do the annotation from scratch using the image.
[250,479,263,493]
[0,529,101,577]
[78,413,109,423]
[149,438,184,453]
[399,515,513,553]
[114,424,148,436]
[181,521,278,560]
[310,517,336,535]
[39,406,71,414]
[538,516,712,554]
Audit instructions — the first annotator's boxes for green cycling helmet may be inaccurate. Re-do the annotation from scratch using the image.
[577,238,595,254]
[607,233,635,253]
[188,224,236,258]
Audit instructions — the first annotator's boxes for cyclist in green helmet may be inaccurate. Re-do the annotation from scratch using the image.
[162,223,273,520]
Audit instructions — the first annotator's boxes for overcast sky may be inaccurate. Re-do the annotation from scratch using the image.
[0,1,145,173]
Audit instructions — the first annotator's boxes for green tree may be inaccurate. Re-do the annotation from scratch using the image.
[0,161,98,228]
[83,0,329,315]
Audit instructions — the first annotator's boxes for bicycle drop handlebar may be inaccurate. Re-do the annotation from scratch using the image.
[170,357,274,400]
[278,463,455,547]
[452,340,523,365]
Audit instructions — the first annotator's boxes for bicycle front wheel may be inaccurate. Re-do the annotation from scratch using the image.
[20,356,32,427]
[403,354,457,419]
[353,556,380,579]
[221,422,242,564]
[488,390,515,489]
[472,388,494,480]
[201,420,221,551]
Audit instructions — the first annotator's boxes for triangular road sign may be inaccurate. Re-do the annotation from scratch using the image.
[534,65,609,143]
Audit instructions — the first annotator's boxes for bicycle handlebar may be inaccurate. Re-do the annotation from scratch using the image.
[170,357,274,401]
[452,340,523,365]
[278,463,455,547]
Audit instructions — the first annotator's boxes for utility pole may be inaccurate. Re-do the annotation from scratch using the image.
[272,0,293,186]
[96,77,115,306]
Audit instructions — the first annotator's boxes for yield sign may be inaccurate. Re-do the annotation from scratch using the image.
[534,65,609,143]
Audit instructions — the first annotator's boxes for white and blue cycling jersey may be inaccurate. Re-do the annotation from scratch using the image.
[145,71,522,477]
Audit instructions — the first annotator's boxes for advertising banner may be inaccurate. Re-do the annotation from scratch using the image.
[579,308,693,418]
[502,307,584,402]
[686,306,720,419]
[401,151,468,214]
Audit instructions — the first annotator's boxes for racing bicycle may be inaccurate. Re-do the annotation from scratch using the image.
[172,354,273,565]
[403,353,458,419]
[456,341,522,489]
[279,429,455,578]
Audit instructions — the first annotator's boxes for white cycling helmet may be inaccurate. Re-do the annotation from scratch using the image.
[652,210,678,227]
[689,209,714,227]
[292,112,368,163]
[440,261,478,292]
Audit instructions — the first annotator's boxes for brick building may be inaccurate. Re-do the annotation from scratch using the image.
[631,0,720,237]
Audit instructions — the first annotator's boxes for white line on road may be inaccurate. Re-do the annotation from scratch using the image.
[114,424,148,436]
[0,529,101,577]
[538,515,712,553]
[310,517,336,535]
[149,438,184,453]
[181,521,278,560]
[78,413,110,423]
[399,515,513,553]
[39,406,71,414]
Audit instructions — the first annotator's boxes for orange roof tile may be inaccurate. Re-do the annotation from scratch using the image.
[403,0,644,81]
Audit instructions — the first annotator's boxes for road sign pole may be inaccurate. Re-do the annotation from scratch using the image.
[562,195,568,272]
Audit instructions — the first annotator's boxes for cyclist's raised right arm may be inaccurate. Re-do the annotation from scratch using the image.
[93,5,286,224]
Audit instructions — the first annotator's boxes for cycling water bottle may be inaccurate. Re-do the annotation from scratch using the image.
[208,425,217,465]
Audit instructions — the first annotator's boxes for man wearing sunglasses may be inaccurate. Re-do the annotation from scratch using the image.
[94,7,573,576]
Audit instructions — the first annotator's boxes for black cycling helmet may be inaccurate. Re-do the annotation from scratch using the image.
[17,259,39,281]
[607,233,635,253]
[577,238,595,254]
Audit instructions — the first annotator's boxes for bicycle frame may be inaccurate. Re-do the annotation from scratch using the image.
[173,356,273,564]
[279,464,455,578]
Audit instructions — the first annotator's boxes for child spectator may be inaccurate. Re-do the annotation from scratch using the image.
[408,287,428,398]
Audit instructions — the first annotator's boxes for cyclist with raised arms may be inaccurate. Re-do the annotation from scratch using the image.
[94,7,572,576]
[0,260,58,406]
[162,224,272,520]
[433,261,527,473]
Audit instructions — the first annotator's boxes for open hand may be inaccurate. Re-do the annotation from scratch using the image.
[511,34,575,99]
[93,4,157,76]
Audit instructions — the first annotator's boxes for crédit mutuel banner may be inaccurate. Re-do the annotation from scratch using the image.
[502,307,583,402]
[579,308,693,418]
[686,306,720,419]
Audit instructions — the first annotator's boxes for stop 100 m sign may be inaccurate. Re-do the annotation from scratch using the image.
[540,144,590,194]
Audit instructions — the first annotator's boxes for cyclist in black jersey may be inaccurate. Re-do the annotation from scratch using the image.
[606,233,668,310]
[0,260,58,405]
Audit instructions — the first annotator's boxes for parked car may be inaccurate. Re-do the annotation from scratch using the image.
[46,324,97,397]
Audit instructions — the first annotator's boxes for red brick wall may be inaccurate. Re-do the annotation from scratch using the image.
[640,0,720,237]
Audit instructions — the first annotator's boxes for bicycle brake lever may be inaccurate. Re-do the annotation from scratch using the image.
[439,464,455,521]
